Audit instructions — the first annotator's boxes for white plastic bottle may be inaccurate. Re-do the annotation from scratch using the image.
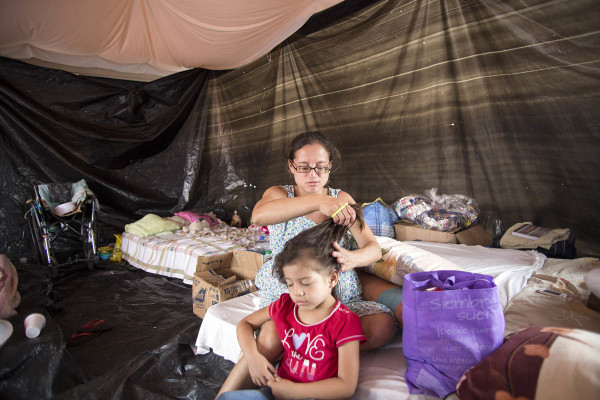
[263,250,272,263]
[254,238,270,254]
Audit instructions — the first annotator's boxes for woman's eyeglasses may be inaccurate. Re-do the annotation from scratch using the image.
[291,162,331,174]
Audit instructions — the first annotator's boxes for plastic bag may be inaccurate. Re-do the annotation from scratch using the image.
[394,188,479,232]
[110,234,122,262]
[394,194,432,221]
[362,198,399,238]
[424,188,479,229]
[402,270,505,397]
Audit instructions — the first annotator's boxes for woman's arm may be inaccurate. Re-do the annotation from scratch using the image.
[267,340,360,399]
[332,192,382,272]
[236,307,278,387]
[251,186,351,226]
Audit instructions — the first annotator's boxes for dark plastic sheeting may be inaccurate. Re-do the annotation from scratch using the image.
[0,58,213,257]
[1,0,600,258]
[1,2,600,397]
[0,262,232,399]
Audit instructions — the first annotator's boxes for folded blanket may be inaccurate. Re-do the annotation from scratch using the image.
[125,214,180,237]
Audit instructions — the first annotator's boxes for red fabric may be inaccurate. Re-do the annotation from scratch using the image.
[269,293,366,383]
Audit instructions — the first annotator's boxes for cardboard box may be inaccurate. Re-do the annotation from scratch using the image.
[192,250,264,319]
[394,221,491,247]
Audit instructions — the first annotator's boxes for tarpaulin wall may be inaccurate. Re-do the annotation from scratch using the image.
[1,0,599,259]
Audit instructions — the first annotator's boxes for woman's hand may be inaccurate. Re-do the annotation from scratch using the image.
[319,198,356,226]
[246,352,277,387]
[332,241,361,272]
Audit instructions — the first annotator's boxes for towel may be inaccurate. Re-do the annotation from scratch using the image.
[125,214,180,237]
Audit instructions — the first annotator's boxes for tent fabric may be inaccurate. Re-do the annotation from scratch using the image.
[0,0,343,78]
[1,0,600,262]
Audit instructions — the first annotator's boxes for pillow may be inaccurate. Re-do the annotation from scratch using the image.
[165,215,190,227]
[362,198,399,238]
[174,211,201,223]
[198,213,220,227]
[125,214,180,237]
[584,268,600,299]
[175,211,222,227]
[457,326,600,400]
[366,236,462,286]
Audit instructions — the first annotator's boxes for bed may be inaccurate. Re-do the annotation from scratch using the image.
[122,225,258,285]
[193,238,600,399]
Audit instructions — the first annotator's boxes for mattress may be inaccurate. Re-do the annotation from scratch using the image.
[406,241,547,308]
[194,242,600,399]
[122,229,254,285]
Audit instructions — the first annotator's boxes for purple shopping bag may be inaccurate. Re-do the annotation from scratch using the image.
[402,270,505,398]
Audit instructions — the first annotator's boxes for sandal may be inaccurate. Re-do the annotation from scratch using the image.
[67,319,113,347]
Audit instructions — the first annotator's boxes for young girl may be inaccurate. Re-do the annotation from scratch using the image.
[217,204,367,400]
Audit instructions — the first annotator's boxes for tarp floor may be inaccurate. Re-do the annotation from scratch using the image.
[0,261,232,400]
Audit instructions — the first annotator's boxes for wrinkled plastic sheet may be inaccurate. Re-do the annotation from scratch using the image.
[1,0,600,265]
[0,262,232,400]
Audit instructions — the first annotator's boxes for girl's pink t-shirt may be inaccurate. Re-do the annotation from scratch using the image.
[269,293,366,383]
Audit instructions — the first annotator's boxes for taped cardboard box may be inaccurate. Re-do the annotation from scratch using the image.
[192,250,264,319]
[394,221,491,247]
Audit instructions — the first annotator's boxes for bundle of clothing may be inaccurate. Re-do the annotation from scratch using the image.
[499,222,576,259]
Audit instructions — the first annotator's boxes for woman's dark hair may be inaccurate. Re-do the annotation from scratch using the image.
[273,203,364,284]
[287,131,342,173]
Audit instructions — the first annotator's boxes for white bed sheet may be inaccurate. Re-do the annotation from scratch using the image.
[194,292,262,362]
[406,241,546,308]
[352,337,439,400]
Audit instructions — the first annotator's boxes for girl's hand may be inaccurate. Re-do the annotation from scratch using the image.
[332,241,360,272]
[319,199,356,226]
[267,375,296,399]
[246,353,277,387]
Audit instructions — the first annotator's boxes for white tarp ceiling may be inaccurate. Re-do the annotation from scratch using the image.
[0,0,342,81]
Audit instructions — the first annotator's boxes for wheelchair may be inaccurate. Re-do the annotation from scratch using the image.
[26,179,99,269]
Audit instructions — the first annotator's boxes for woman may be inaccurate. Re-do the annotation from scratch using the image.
[219,132,396,393]
[257,133,393,327]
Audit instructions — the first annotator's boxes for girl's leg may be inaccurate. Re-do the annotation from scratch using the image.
[217,320,283,396]
[218,355,253,395]
[255,320,284,362]
[359,312,396,351]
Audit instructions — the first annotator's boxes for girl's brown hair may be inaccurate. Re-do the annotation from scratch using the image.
[287,131,342,173]
[272,203,364,284]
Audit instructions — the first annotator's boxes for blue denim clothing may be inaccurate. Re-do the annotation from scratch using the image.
[217,387,274,400]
